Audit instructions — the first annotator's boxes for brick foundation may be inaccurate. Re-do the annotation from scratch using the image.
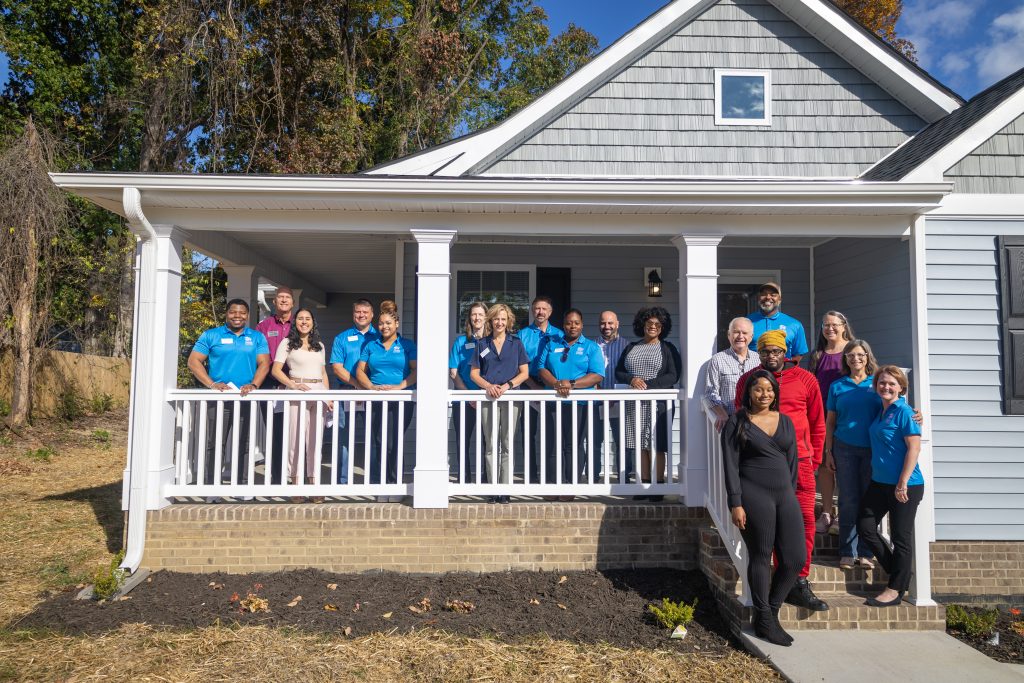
[930,541,1024,604]
[142,502,709,574]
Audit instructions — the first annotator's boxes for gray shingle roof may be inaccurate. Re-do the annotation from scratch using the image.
[862,66,1024,181]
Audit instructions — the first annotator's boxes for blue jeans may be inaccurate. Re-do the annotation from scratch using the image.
[833,439,874,559]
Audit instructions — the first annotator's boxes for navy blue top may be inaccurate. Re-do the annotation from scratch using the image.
[470,335,529,385]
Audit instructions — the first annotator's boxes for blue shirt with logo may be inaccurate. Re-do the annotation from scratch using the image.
[359,335,417,387]
[826,375,881,448]
[330,325,380,386]
[748,310,809,359]
[538,334,605,388]
[868,398,924,486]
[519,323,564,377]
[449,334,482,390]
[192,325,269,388]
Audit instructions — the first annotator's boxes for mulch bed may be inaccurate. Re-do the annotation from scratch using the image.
[946,605,1024,664]
[16,568,737,654]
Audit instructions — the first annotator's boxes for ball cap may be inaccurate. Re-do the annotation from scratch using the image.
[759,281,782,295]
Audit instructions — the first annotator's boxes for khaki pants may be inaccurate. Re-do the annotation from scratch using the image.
[481,401,520,485]
[285,395,324,484]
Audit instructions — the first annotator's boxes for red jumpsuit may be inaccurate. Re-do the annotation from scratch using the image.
[736,365,825,578]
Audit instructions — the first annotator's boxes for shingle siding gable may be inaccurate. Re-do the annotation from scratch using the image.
[483,0,925,178]
[945,113,1024,194]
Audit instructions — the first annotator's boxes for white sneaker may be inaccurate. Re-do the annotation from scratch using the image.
[815,512,832,534]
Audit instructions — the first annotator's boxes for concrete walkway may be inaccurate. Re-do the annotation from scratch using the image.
[739,627,1024,683]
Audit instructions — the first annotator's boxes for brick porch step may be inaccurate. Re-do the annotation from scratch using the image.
[778,594,945,631]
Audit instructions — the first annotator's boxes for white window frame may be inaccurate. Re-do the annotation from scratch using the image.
[714,69,772,126]
[450,263,536,346]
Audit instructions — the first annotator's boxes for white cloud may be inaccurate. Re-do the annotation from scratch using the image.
[940,53,972,75]
[975,5,1024,84]
[901,0,977,71]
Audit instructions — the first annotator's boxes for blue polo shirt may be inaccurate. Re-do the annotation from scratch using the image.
[827,375,881,448]
[192,325,269,388]
[519,323,563,377]
[748,310,809,359]
[449,334,482,390]
[471,335,529,385]
[359,335,416,387]
[538,334,605,387]
[330,325,380,386]
[868,398,924,486]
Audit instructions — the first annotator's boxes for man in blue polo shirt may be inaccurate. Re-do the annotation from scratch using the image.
[518,296,563,484]
[188,299,270,486]
[538,308,604,499]
[328,299,380,484]
[747,281,809,365]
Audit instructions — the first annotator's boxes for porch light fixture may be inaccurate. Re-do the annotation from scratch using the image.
[645,267,663,298]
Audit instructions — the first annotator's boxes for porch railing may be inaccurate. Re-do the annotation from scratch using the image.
[167,389,413,498]
[704,411,751,606]
[448,389,681,497]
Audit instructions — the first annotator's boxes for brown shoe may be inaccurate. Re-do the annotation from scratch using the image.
[558,495,575,502]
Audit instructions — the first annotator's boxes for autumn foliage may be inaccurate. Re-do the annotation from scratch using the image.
[833,0,916,61]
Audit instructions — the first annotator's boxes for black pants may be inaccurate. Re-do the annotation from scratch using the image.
[544,401,591,485]
[369,402,414,484]
[738,470,806,613]
[451,402,478,482]
[593,407,627,483]
[258,379,286,484]
[858,480,924,593]
[204,400,253,484]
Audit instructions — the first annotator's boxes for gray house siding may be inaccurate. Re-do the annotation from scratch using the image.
[813,237,913,370]
[485,0,925,178]
[925,222,1024,540]
[944,112,1024,194]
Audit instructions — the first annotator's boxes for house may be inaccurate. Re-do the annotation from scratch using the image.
[51,0,1023,629]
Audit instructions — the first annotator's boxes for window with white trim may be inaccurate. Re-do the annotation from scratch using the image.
[715,69,771,126]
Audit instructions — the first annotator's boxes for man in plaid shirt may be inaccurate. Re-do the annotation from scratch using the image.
[703,317,760,431]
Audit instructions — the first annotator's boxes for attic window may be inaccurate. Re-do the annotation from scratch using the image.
[715,70,771,126]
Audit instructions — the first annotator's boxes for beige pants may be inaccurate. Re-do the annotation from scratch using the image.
[481,401,520,485]
[285,386,324,484]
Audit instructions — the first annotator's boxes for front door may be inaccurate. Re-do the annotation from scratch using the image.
[716,284,759,352]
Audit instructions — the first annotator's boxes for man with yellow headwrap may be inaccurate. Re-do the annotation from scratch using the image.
[735,329,828,612]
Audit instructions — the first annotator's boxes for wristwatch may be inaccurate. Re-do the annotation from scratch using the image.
[506,381,515,390]
[569,379,576,388]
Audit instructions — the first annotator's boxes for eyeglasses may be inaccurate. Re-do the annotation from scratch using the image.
[845,353,867,359]
[645,321,663,328]
[759,348,786,357]
[822,323,845,329]
[560,347,570,362]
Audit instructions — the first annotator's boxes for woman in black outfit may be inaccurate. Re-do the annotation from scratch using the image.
[721,369,806,646]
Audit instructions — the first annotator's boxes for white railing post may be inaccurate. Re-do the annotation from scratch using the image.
[412,229,456,508]
[673,234,722,506]
[908,215,936,606]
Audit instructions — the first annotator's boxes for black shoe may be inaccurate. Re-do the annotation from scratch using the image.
[753,609,791,646]
[770,608,794,644]
[633,495,649,502]
[647,495,664,503]
[866,591,903,607]
[496,495,510,504]
[785,578,829,611]
[488,496,499,504]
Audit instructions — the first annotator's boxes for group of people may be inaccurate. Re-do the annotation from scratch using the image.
[708,282,925,647]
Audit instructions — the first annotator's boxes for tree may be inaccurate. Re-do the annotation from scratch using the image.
[0,120,71,427]
[833,0,915,61]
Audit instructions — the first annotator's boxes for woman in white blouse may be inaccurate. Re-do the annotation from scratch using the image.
[271,309,332,493]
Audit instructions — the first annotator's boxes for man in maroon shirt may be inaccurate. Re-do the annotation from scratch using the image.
[736,329,828,612]
[255,286,294,484]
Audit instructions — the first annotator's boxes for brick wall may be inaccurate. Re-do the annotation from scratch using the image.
[142,503,710,574]
[930,541,1024,604]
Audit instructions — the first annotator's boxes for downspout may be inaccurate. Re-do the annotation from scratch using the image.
[119,186,157,573]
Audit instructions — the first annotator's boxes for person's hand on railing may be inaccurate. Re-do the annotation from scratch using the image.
[291,382,312,391]
[731,506,747,531]
[210,381,230,392]
[239,382,257,397]
[486,382,508,399]
[554,379,572,398]
[710,405,728,433]
[629,377,647,391]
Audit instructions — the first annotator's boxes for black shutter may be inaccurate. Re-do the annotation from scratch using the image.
[999,237,1024,414]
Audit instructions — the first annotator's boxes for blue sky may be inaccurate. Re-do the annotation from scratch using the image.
[2,1,1021,101]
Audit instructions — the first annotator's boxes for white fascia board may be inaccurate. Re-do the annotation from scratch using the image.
[928,193,1024,219]
[771,0,960,121]
[903,87,1024,182]
[367,0,715,177]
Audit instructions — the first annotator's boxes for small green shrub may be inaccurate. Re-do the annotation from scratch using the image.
[648,597,699,630]
[90,392,114,414]
[24,446,56,461]
[56,389,84,422]
[93,551,127,600]
[0,398,10,417]
[947,604,999,638]
[91,429,111,448]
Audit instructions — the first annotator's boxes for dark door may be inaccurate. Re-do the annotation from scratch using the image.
[717,284,759,352]
[537,267,572,325]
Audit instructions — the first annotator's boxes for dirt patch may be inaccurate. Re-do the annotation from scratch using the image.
[17,568,734,653]
[947,605,1024,664]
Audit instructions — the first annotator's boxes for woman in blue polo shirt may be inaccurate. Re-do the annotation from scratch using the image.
[823,338,879,571]
[450,301,487,483]
[355,300,416,498]
[857,365,924,607]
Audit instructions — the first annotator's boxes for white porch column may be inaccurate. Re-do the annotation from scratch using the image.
[672,235,722,506]
[908,215,936,606]
[223,264,259,326]
[411,229,456,508]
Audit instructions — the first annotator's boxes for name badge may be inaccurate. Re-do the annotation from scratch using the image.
[220,337,234,344]
[553,347,566,353]
[267,331,279,337]
[480,348,491,358]
[464,342,475,349]
[347,335,359,342]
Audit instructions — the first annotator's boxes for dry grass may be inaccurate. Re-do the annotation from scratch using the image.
[0,412,782,682]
